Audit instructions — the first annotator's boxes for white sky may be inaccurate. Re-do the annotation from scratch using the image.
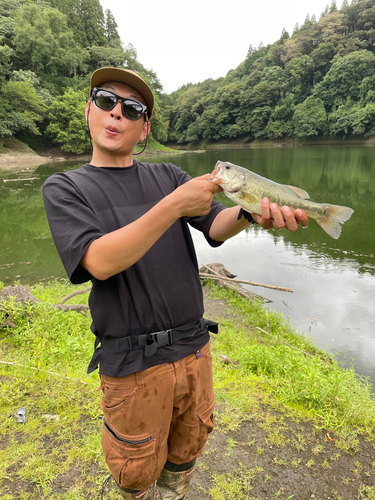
[99,0,336,94]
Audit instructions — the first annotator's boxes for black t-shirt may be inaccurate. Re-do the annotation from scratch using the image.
[43,161,226,377]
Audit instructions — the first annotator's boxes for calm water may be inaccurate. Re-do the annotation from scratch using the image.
[1,146,374,381]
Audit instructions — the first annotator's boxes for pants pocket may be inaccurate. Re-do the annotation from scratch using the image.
[102,418,157,490]
[100,372,140,410]
[197,398,215,436]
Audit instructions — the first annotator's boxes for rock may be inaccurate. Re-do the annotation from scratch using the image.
[0,286,40,307]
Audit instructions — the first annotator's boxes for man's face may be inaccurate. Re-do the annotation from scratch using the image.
[86,81,149,157]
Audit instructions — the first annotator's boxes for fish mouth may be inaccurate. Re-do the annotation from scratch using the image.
[209,161,222,182]
[209,161,246,193]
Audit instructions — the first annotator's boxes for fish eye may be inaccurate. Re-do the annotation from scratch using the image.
[225,165,230,169]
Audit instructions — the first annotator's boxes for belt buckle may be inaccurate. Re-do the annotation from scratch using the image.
[150,329,173,347]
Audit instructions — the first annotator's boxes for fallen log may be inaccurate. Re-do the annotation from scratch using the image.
[199,272,293,293]
[199,263,272,303]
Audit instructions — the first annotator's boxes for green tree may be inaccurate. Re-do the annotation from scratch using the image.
[329,100,375,137]
[89,46,125,67]
[264,94,296,138]
[0,37,12,79]
[46,87,91,154]
[359,75,375,105]
[104,9,120,47]
[13,3,88,76]
[10,70,52,104]
[310,42,335,83]
[0,80,47,136]
[314,49,375,108]
[293,96,327,136]
[285,55,315,99]
[249,106,273,138]
[45,0,86,45]
[79,0,106,47]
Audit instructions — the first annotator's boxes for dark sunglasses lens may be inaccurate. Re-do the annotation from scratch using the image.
[122,100,144,120]
[95,90,117,110]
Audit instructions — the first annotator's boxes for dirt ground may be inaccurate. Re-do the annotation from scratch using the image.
[0,152,66,171]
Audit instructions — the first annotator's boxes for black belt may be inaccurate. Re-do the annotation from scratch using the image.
[88,318,218,373]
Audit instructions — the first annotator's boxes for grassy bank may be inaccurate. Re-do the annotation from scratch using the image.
[0,280,374,499]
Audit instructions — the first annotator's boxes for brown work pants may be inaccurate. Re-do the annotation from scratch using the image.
[100,341,214,491]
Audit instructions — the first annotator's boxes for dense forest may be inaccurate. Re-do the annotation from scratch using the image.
[0,0,168,153]
[1,0,375,153]
[169,0,375,144]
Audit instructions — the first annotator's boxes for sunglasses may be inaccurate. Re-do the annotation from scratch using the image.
[91,87,149,121]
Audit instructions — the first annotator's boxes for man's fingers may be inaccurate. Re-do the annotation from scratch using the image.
[195,174,223,193]
[281,206,298,232]
[270,203,286,229]
[196,173,212,181]
[295,209,309,227]
[261,197,271,220]
[259,198,309,231]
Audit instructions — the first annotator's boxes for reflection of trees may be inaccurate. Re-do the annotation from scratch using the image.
[0,170,70,284]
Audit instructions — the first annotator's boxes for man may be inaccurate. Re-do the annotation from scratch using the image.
[43,67,309,500]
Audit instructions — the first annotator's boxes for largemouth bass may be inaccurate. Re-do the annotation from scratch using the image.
[209,160,354,239]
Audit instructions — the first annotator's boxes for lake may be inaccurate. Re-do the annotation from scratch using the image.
[1,145,374,382]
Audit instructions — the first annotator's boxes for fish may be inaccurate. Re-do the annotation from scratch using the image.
[209,160,354,239]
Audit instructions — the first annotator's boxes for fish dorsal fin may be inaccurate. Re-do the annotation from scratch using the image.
[285,185,310,199]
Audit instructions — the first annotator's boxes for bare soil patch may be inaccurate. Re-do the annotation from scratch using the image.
[0,153,56,170]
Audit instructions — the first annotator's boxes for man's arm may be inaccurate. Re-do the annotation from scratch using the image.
[209,198,309,242]
[81,174,221,280]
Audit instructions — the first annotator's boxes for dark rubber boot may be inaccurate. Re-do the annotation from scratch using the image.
[117,481,158,499]
[157,465,194,499]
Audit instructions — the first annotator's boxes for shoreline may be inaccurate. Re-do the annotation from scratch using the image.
[2,136,375,172]
[0,148,180,172]
[0,152,90,171]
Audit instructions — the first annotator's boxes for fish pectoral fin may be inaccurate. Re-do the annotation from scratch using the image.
[285,185,310,199]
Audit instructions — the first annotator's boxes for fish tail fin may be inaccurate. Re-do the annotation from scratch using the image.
[317,204,354,239]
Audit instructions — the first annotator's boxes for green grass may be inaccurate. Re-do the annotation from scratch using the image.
[207,281,375,433]
[1,279,375,499]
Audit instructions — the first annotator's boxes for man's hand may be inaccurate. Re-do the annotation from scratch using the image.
[172,174,223,218]
[251,197,309,231]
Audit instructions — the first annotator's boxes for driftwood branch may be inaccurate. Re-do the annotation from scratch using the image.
[199,263,271,303]
[53,304,89,313]
[58,287,91,304]
[199,273,293,293]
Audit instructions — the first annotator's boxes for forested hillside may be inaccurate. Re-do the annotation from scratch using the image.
[0,0,168,153]
[1,0,375,154]
[168,0,375,144]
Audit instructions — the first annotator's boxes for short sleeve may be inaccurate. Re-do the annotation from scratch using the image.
[43,173,105,284]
